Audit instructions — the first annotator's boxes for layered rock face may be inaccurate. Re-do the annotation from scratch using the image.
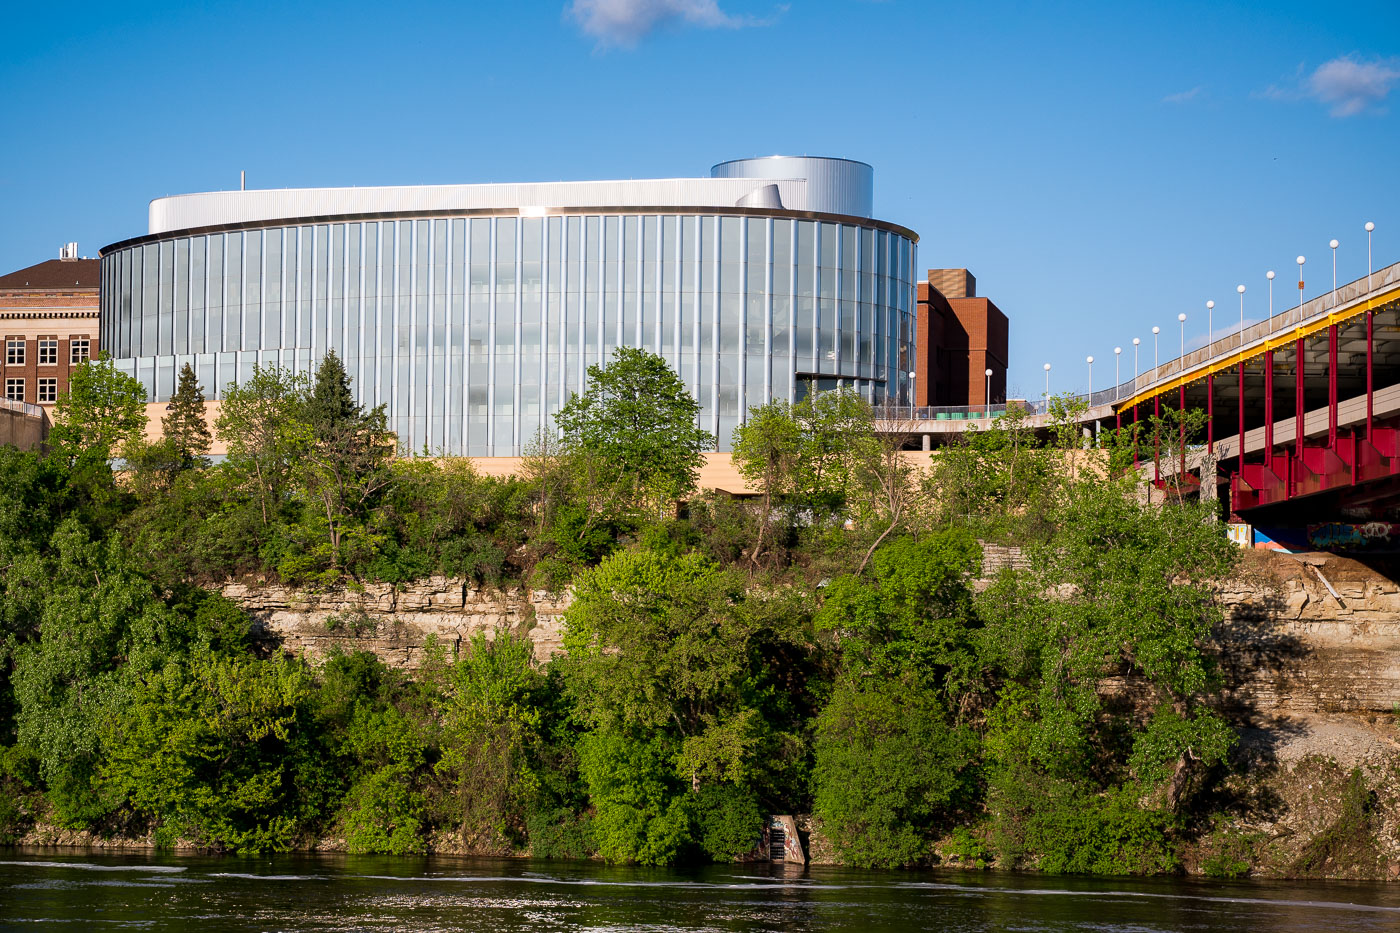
[221,577,569,667]
[1218,549,1400,717]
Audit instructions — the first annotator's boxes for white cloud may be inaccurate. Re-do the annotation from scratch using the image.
[1305,55,1400,116]
[1162,85,1203,104]
[567,0,776,48]
[1261,56,1400,116]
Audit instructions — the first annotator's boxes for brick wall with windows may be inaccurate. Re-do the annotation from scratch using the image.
[0,256,100,406]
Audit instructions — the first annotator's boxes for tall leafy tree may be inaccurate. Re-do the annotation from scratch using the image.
[49,358,148,463]
[215,365,312,525]
[554,348,712,505]
[161,363,212,467]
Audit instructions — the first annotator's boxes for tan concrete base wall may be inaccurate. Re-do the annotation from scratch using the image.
[0,404,48,450]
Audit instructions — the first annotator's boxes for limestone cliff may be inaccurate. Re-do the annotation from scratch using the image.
[221,577,570,667]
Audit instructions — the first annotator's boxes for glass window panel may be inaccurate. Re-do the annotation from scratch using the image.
[264,229,282,349]
[819,222,837,298]
[224,233,243,352]
[840,225,857,301]
[719,217,740,295]
[174,238,189,355]
[298,227,313,348]
[243,230,261,351]
[796,221,815,299]
[158,239,174,356]
[141,244,158,356]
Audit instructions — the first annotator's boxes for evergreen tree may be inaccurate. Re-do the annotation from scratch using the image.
[299,352,394,565]
[307,350,359,441]
[161,363,212,467]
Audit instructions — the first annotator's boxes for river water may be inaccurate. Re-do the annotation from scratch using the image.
[3,851,1400,931]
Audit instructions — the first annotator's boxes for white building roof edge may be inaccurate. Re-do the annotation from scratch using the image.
[145,176,867,235]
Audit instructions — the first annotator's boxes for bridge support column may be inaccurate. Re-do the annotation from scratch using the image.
[1367,310,1374,438]
[1264,350,1274,468]
[1237,361,1245,468]
[1180,384,1187,476]
[1206,373,1214,451]
[922,434,930,452]
[1294,336,1306,496]
[1132,404,1140,469]
[1153,395,1161,484]
[1329,324,1339,447]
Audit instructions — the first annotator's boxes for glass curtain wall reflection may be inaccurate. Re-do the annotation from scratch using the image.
[101,213,916,455]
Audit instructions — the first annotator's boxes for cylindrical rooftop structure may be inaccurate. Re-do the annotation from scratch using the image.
[710,156,873,219]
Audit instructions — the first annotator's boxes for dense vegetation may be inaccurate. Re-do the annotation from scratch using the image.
[0,349,1239,872]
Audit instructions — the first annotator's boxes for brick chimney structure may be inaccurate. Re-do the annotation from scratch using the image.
[915,268,1008,408]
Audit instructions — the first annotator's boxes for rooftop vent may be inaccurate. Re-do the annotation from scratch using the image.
[59,242,79,260]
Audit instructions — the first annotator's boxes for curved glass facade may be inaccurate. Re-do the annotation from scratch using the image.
[100,212,916,455]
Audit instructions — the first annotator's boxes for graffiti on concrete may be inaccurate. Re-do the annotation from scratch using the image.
[1306,521,1400,551]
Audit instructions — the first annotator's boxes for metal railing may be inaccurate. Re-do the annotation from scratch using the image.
[1043,259,1400,413]
[876,400,1054,422]
[0,397,46,419]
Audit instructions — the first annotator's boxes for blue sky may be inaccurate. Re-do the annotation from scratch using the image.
[2,0,1397,397]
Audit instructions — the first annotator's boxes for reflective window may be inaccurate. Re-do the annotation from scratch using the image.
[98,215,916,451]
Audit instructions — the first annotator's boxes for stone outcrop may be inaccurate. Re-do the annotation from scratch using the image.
[221,577,569,667]
[1216,550,1400,716]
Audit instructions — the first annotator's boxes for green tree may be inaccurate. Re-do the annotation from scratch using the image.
[162,363,212,467]
[433,631,543,852]
[564,550,764,784]
[732,387,880,532]
[812,679,977,868]
[555,347,712,506]
[296,352,394,568]
[49,358,148,462]
[816,531,983,696]
[729,401,803,569]
[562,548,805,863]
[8,519,201,826]
[100,652,310,851]
[214,365,311,526]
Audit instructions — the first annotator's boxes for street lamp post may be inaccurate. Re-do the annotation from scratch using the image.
[1152,326,1160,371]
[1297,255,1306,314]
[1114,346,1122,400]
[1237,284,1246,347]
[1206,299,1215,346]
[1330,239,1339,307]
[984,368,992,418]
[908,371,915,420]
[1087,355,1094,399]
[1132,337,1141,385]
[1267,270,1275,319]
[1043,362,1051,411]
[1178,313,1187,363]
[1366,222,1375,291]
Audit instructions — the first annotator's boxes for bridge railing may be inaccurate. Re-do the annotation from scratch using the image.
[1032,259,1400,414]
[1116,259,1400,406]
[877,400,1054,422]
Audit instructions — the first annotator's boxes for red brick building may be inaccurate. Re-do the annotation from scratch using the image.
[915,268,1008,408]
[0,246,100,406]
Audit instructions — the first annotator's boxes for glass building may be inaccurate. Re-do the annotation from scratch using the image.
[99,157,918,455]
